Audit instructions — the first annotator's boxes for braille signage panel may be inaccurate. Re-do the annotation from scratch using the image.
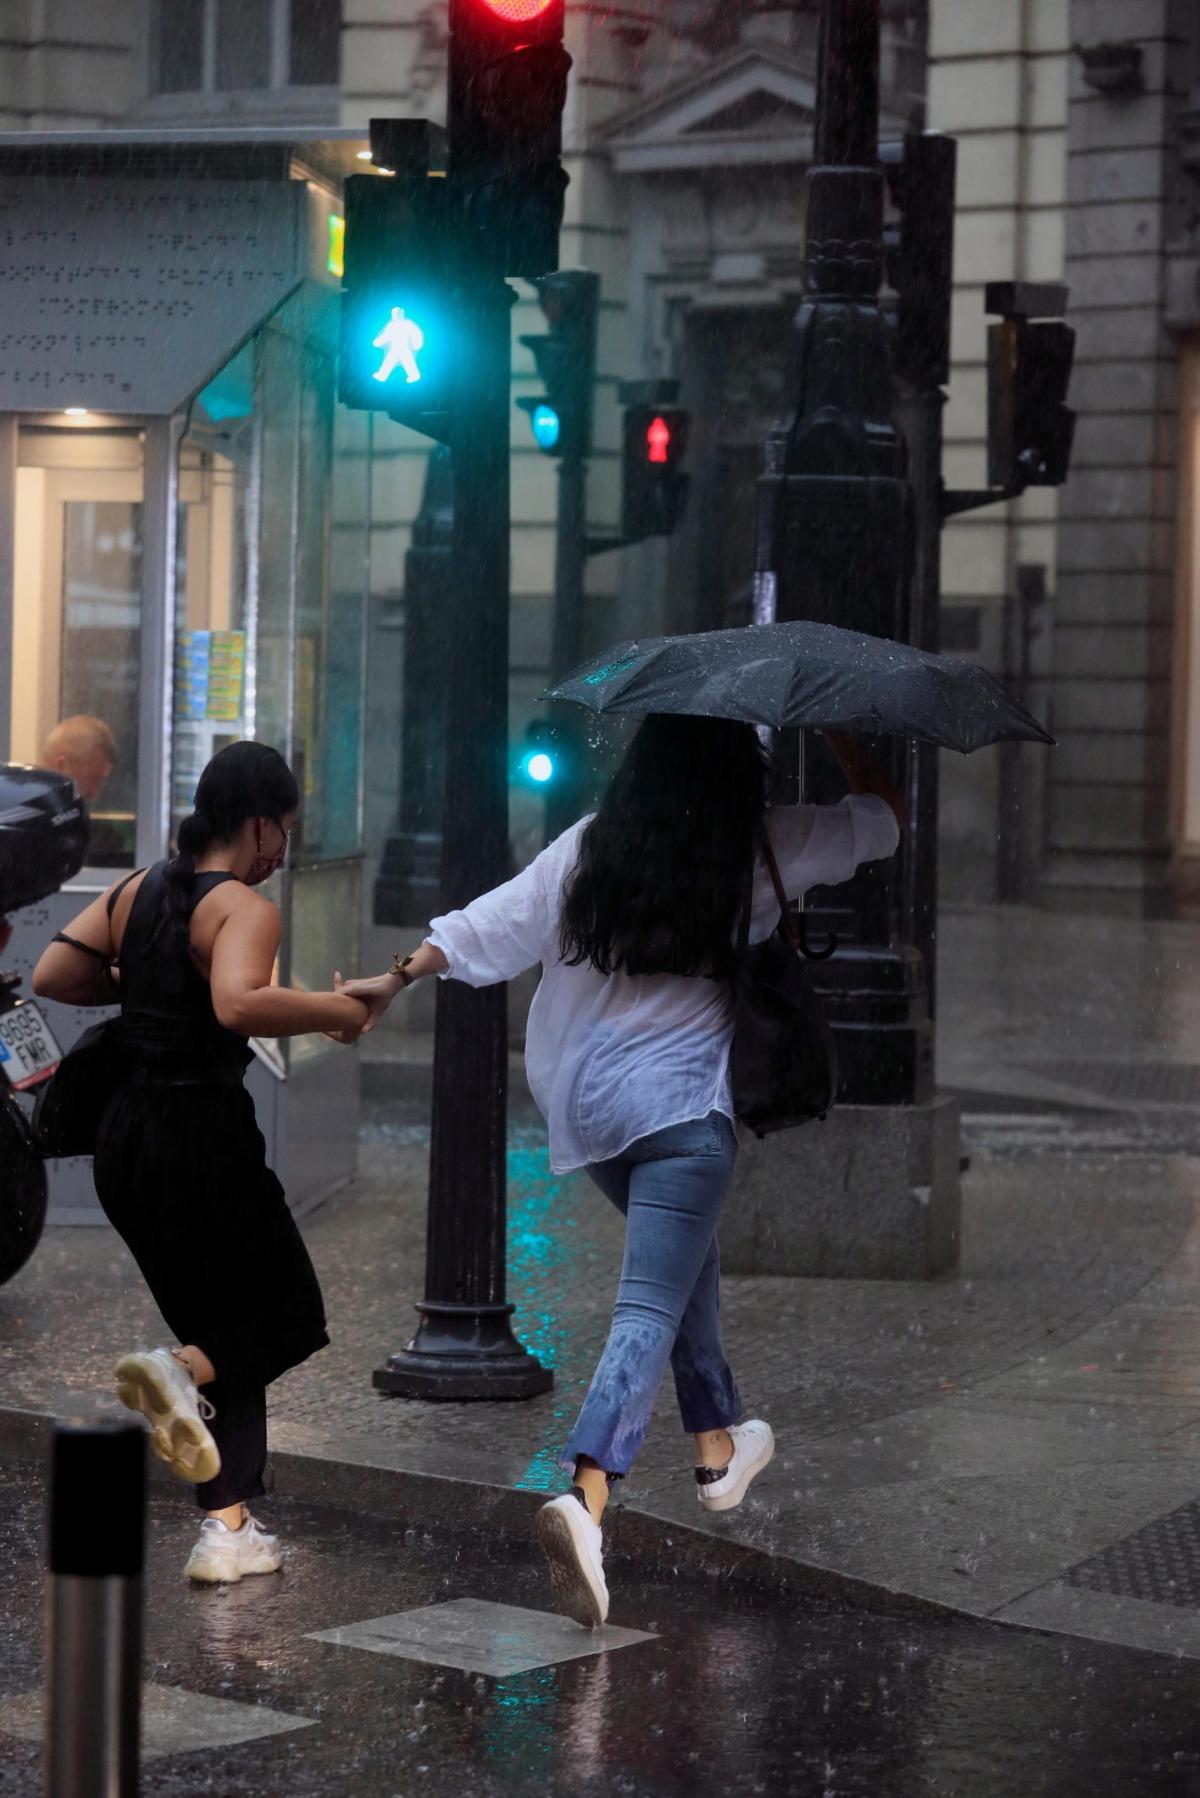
[0,179,303,414]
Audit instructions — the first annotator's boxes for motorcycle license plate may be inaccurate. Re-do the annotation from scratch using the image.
[0,1002,62,1091]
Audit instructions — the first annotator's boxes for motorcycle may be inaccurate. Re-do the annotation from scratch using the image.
[0,768,88,1284]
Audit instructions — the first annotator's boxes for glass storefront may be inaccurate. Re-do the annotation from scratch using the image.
[0,143,366,1223]
[9,426,145,867]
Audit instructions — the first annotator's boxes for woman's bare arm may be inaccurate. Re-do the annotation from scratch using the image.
[207,898,368,1039]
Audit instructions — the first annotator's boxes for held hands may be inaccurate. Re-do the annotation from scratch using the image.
[324,981,372,1046]
[332,970,401,1038]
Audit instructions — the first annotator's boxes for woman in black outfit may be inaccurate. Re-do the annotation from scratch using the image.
[34,742,371,1584]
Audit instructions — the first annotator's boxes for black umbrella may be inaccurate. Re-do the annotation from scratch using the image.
[543,620,1053,753]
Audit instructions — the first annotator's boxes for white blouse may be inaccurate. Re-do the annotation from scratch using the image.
[427,794,900,1175]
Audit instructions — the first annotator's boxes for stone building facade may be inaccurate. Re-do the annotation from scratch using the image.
[932,0,1200,917]
[3,1,1199,920]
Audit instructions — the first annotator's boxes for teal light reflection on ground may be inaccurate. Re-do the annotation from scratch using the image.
[484,1668,559,1781]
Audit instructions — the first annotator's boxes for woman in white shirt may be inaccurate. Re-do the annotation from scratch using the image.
[342,715,904,1628]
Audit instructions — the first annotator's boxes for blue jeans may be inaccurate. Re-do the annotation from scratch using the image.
[563,1111,742,1478]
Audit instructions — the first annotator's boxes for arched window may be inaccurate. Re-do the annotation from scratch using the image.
[153,0,341,98]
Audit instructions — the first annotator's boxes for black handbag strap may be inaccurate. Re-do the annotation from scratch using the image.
[106,869,142,919]
[739,830,801,955]
[51,931,108,961]
[48,871,141,965]
[761,833,802,953]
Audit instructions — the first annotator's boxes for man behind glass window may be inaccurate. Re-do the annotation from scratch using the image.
[40,716,117,805]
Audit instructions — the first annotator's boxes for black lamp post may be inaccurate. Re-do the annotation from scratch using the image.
[760,0,932,1104]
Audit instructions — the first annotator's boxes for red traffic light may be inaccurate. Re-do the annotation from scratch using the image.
[647,416,671,464]
[477,0,556,19]
[622,404,691,541]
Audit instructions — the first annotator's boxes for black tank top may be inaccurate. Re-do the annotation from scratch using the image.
[116,861,252,1081]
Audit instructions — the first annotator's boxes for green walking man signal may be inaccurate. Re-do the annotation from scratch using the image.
[338,167,464,439]
[372,308,426,386]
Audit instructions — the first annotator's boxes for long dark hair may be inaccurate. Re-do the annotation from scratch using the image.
[167,741,299,930]
[560,714,769,979]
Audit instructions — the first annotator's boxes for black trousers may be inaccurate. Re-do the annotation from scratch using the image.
[94,1082,329,1510]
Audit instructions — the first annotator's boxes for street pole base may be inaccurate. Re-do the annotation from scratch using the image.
[373,1301,554,1402]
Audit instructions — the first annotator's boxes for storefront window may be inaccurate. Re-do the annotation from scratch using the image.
[10,426,144,868]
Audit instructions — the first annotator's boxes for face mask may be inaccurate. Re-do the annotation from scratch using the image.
[247,820,289,887]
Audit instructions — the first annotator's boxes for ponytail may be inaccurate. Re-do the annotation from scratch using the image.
[166,809,214,934]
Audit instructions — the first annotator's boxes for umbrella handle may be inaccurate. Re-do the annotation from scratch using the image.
[796,913,838,961]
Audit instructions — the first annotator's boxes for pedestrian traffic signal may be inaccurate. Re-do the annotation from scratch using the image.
[622,405,690,542]
[338,172,466,439]
[988,318,1076,489]
[448,0,571,279]
[517,270,599,460]
[646,415,672,463]
[880,132,957,391]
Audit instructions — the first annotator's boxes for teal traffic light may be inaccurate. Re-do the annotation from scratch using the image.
[515,720,562,788]
[338,171,463,439]
[517,270,599,460]
[529,402,561,452]
[524,747,556,784]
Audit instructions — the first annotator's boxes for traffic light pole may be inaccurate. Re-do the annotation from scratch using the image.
[375,444,455,929]
[374,277,552,1400]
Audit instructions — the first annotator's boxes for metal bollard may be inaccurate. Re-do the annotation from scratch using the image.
[45,1418,145,1798]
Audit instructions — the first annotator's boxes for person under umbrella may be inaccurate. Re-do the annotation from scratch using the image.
[339,715,906,1628]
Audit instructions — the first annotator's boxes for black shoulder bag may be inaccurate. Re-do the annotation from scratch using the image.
[32,873,138,1159]
[729,833,839,1138]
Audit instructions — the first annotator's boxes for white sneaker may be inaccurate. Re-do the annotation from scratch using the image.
[115,1348,220,1485]
[695,1420,775,1513]
[535,1490,609,1629]
[185,1515,282,1585]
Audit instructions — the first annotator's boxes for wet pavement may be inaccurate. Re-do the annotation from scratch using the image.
[3,1456,1200,1796]
[7,905,1200,1669]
